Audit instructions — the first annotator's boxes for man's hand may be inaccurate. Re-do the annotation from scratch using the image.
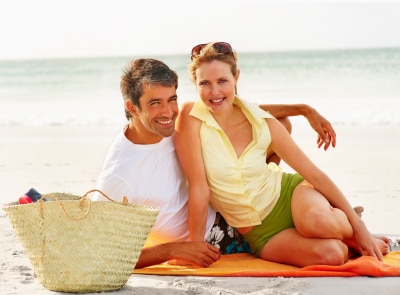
[258,104,336,151]
[305,107,336,150]
[167,241,221,267]
[135,241,221,269]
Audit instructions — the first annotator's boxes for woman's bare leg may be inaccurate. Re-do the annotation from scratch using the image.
[292,181,353,239]
[259,228,348,267]
[291,181,389,255]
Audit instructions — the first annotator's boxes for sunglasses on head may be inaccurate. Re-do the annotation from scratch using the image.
[191,42,233,60]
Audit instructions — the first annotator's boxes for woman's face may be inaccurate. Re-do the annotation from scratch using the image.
[194,59,238,114]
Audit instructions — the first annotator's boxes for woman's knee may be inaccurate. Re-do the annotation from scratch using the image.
[295,203,345,237]
[312,240,348,266]
[294,205,325,236]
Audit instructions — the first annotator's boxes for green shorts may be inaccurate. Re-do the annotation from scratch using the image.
[243,173,304,257]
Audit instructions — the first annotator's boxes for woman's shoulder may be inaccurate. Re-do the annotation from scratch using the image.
[236,97,273,120]
[176,101,200,131]
[180,101,195,115]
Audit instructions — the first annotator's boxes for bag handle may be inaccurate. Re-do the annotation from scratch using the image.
[38,189,129,221]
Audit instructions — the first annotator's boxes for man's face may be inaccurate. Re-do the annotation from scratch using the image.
[134,84,179,142]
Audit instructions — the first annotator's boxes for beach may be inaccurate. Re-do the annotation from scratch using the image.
[1,124,399,294]
[1,0,400,291]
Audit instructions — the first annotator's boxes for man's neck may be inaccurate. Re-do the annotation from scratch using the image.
[124,123,163,145]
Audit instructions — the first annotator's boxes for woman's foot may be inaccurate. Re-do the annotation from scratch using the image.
[375,235,391,255]
[353,206,364,217]
[348,236,390,259]
[352,207,389,255]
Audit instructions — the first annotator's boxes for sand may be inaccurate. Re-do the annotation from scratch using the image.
[1,124,399,294]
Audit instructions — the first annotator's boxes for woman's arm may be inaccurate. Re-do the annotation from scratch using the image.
[174,102,211,241]
[266,117,383,261]
[259,104,336,150]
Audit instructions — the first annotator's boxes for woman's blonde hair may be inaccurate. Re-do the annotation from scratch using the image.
[188,42,239,84]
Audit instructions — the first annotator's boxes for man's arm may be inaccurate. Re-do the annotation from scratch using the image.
[135,241,221,269]
[259,104,336,150]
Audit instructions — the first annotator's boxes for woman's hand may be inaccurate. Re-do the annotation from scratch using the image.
[351,218,387,261]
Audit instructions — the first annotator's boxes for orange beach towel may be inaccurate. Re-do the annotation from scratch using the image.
[134,252,400,277]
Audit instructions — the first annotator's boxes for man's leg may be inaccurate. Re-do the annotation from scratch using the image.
[205,213,252,254]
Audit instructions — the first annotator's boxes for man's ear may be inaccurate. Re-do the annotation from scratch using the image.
[125,100,138,117]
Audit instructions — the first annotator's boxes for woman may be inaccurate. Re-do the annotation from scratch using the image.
[174,42,390,267]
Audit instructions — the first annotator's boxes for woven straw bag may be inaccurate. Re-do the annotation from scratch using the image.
[3,189,159,293]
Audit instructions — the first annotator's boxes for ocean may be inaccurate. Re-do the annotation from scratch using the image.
[1,47,399,127]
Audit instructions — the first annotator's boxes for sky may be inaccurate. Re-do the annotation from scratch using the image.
[1,0,400,60]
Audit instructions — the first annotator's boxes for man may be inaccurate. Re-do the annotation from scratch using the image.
[94,58,336,268]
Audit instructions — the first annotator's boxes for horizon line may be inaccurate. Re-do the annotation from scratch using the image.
[1,45,399,62]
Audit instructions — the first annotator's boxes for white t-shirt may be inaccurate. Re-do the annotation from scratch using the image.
[94,128,216,246]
